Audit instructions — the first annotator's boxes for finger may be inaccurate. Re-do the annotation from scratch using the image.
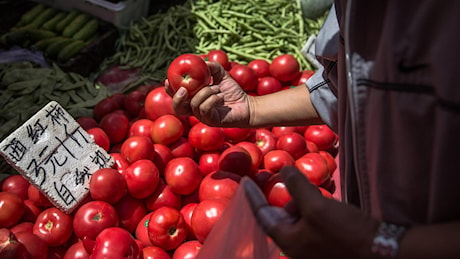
[280,166,324,217]
[207,61,226,84]
[172,87,191,116]
[243,177,269,214]
[164,79,174,97]
[190,86,220,117]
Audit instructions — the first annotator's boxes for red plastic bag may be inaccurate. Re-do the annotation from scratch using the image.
[196,177,282,259]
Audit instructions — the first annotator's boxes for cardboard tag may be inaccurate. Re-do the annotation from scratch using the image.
[0,101,114,213]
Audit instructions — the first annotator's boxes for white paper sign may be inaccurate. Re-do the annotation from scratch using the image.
[0,101,114,213]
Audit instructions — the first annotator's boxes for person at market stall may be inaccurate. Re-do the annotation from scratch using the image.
[165,1,460,258]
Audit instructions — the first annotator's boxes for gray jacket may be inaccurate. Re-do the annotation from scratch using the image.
[308,0,460,226]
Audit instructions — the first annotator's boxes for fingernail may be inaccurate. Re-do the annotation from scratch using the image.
[176,87,187,97]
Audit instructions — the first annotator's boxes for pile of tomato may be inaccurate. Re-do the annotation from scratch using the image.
[0,50,338,259]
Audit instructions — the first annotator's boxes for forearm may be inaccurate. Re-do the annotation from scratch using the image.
[248,85,323,128]
[398,221,460,258]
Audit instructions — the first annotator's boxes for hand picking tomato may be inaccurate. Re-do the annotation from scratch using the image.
[167,53,211,97]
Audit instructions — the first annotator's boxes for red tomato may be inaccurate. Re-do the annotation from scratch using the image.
[110,152,130,174]
[114,195,146,233]
[143,245,171,259]
[144,86,174,121]
[172,240,202,259]
[148,206,187,251]
[64,241,89,259]
[188,122,225,151]
[90,227,140,259]
[128,118,155,139]
[27,184,52,208]
[167,53,211,97]
[229,64,258,92]
[263,150,295,173]
[151,115,184,145]
[153,143,174,174]
[249,169,275,189]
[20,199,42,223]
[89,168,127,204]
[93,97,121,122]
[169,137,196,159]
[73,200,119,240]
[304,124,337,151]
[191,198,228,243]
[14,230,48,258]
[198,152,220,176]
[271,126,297,138]
[164,157,202,195]
[77,116,98,131]
[144,179,182,212]
[318,186,334,199]
[198,170,241,201]
[124,90,147,117]
[0,228,28,258]
[1,175,29,201]
[291,69,314,86]
[179,202,198,240]
[252,128,276,156]
[10,222,34,234]
[87,127,110,151]
[235,141,263,173]
[257,76,283,95]
[207,49,230,71]
[218,145,252,176]
[319,150,337,173]
[222,127,253,144]
[123,159,160,199]
[121,135,155,163]
[269,54,300,82]
[295,152,331,186]
[248,59,271,78]
[276,132,308,159]
[99,111,130,144]
[135,212,154,247]
[0,192,24,228]
[33,207,73,247]
[263,173,292,207]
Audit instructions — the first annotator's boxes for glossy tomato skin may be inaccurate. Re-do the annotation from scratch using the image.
[151,114,184,145]
[128,118,155,139]
[235,141,263,173]
[124,90,146,118]
[144,86,174,121]
[121,135,156,163]
[167,53,211,97]
[257,76,283,96]
[93,97,120,122]
[164,157,202,195]
[179,202,198,240]
[110,152,130,174]
[207,49,230,71]
[169,137,196,159]
[263,173,292,207]
[229,64,258,92]
[73,200,119,240]
[263,150,295,173]
[90,227,140,259]
[295,152,331,186]
[33,207,73,247]
[89,168,127,204]
[271,126,297,138]
[252,128,276,156]
[248,59,271,78]
[20,199,42,223]
[1,175,29,201]
[114,195,146,233]
[64,241,89,259]
[269,54,300,82]
[77,116,98,131]
[148,206,187,251]
[0,191,24,228]
[144,179,182,212]
[218,145,252,176]
[99,111,130,145]
[27,184,52,208]
[188,122,225,152]
[191,198,228,243]
[291,69,314,86]
[304,124,338,151]
[142,245,171,259]
[172,240,202,259]
[87,127,110,151]
[123,159,160,199]
[198,170,241,201]
[135,212,154,247]
[152,144,174,174]
[276,132,308,159]
[222,127,253,144]
[198,152,220,176]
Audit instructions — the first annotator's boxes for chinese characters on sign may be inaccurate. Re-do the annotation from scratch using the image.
[0,101,114,213]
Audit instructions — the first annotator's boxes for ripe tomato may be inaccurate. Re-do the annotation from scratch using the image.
[303,124,338,151]
[27,184,52,208]
[33,207,73,247]
[121,135,156,163]
[169,137,196,159]
[110,152,130,174]
[144,179,182,212]
[222,127,253,144]
[295,152,331,186]
[135,212,154,247]
[291,69,314,86]
[77,116,98,131]
[128,118,155,139]
[249,169,275,189]
[151,114,184,145]
[144,86,174,121]
[64,241,89,259]
[99,111,130,145]
[235,141,263,173]
[271,126,297,138]
[114,195,146,233]
[1,175,29,201]
[276,132,308,159]
[191,198,228,243]
[319,150,337,173]
[269,54,300,82]
[0,192,24,228]
[90,227,140,259]
[86,127,110,151]
[179,202,198,240]
[188,122,225,151]
[172,240,202,259]
[124,90,146,117]
[152,143,174,174]
[123,159,160,199]
[93,96,121,122]
[148,206,187,251]
[198,170,241,201]
[263,173,292,208]
[248,59,271,78]
[257,76,283,96]
[73,200,119,240]
[142,246,171,259]
[167,53,211,97]
[229,64,258,92]
[218,145,252,176]
[252,128,276,156]
[207,49,231,71]
[263,150,295,173]
[164,157,202,195]
[20,199,41,223]
[198,152,220,176]
[89,168,127,205]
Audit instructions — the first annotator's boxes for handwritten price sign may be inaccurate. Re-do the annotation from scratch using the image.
[0,101,113,213]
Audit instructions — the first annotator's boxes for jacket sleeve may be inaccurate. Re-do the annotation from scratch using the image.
[306,5,340,132]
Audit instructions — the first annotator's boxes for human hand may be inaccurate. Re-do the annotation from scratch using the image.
[244,166,380,258]
[165,61,251,128]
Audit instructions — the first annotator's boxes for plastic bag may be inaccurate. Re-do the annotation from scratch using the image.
[196,177,282,259]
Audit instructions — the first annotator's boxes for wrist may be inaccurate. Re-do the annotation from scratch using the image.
[370,222,407,258]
